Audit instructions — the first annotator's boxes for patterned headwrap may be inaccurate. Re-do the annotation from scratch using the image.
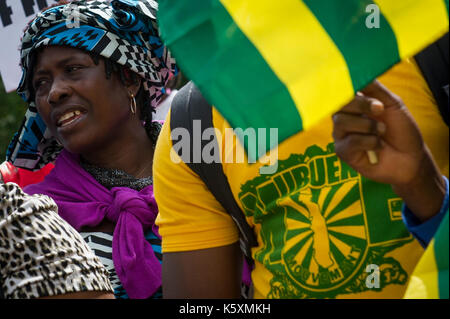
[6,0,177,170]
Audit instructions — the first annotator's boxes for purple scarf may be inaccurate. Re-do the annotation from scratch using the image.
[25,150,161,299]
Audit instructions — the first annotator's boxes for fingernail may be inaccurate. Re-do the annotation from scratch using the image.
[367,150,378,165]
[377,122,386,135]
[371,101,384,114]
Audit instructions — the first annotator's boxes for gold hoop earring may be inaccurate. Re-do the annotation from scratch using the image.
[130,93,137,115]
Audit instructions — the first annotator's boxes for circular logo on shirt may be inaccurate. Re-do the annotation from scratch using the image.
[239,143,412,298]
[280,181,368,292]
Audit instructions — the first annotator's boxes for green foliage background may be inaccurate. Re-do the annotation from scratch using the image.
[0,78,27,162]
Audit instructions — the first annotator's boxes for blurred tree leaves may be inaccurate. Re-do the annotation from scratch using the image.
[0,78,27,161]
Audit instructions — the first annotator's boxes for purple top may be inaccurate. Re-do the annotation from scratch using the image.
[25,150,161,299]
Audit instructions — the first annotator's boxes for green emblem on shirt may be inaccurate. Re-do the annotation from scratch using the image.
[239,143,414,298]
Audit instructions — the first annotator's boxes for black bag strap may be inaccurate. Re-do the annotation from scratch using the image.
[170,81,258,261]
[414,32,449,126]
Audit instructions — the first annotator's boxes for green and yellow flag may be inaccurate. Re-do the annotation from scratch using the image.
[404,212,449,299]
[158,0,449,159]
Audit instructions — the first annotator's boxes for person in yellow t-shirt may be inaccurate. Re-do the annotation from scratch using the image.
[153,58,449,299]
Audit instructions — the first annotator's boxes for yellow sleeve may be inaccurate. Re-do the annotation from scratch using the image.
[153,109,239,253]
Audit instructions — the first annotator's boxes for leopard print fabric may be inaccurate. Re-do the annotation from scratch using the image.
[0,183,113,299]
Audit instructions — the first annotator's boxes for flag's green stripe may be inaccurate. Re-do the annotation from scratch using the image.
[434,211,449,298]
[445,0,449,13]
[158,0,301,160]
[303,0,401,91]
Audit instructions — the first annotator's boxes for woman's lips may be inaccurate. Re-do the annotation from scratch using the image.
[56,109,87,133]
[57,110,83,127]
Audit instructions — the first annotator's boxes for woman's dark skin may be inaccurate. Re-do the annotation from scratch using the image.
[332,80,446,222]
[33,46,155,233]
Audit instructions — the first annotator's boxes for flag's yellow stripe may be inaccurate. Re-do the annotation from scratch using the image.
[219,0,354,130]
[374,0,449,59]
[404,240,439,299]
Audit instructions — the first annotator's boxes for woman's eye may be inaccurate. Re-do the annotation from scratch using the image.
[66,65,83,73]
[34,79,48,89]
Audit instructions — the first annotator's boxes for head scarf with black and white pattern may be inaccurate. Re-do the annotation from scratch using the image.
[7,0,177,170]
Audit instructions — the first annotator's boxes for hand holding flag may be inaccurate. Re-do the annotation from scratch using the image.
[332,80,449,299]
[158,0,449,160]
[332,80,446,223]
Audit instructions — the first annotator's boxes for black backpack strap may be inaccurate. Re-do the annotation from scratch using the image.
[414,32,449,126]
[170,81,258,261]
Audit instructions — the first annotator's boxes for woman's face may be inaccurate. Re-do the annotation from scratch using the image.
[32,46,136,156]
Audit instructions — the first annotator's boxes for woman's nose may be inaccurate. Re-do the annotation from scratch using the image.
[47,79,71,105]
